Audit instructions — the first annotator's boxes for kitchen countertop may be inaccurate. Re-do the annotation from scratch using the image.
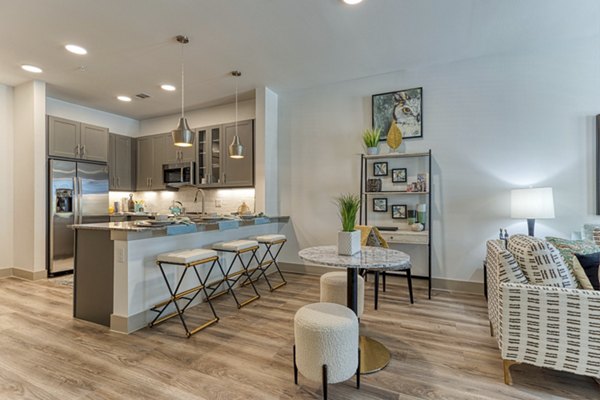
[71,216,289,233]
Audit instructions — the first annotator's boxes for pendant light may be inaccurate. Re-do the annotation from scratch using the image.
[171,35,194,147]
[229,70,244,159]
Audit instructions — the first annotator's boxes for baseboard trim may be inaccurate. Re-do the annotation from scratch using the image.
[0,268,13,279]
[3,268,48,281]
[110,311,148,334]
[279,262,484,295]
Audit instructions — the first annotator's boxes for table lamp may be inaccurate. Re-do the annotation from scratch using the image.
[510,187,555,236]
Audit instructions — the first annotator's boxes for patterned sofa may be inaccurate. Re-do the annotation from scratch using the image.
[486,236,600,385]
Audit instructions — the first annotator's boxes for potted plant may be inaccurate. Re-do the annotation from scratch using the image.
[336,194,361,255]
[362,128,381,155]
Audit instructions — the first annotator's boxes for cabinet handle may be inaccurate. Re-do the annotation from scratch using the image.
[81,145,86,156]
[117,177,120,187]
[223,173,226,183]
[74,145,80,157]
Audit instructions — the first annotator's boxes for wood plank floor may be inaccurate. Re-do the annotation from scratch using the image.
[0,273,598,400]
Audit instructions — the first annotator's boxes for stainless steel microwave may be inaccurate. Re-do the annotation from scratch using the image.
[163,162,195,187]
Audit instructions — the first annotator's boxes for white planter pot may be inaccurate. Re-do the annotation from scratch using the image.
[338,230,361,256]
[366,147,379,155]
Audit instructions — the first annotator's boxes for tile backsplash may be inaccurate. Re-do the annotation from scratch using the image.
[110,188,255,215]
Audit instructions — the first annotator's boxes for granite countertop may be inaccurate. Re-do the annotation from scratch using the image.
[298,245,411,270]
[71,216,290,233]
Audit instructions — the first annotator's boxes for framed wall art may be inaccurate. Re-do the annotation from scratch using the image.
[373,162,388,176]
[392,168,407,183]
[391,204,407,219]
[373,198,388,212]
[372,87,422,140]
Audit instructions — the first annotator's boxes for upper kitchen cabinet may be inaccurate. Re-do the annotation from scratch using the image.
[48,116,108,162]
[196,125,223,187]
[48,116,79,158]
[163,133,196,164]
[108,133,136,191]
[136,135,165,191]
[80,123,109,162]
[221,119,254,187]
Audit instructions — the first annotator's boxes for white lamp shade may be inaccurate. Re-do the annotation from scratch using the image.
[510,187,555,219]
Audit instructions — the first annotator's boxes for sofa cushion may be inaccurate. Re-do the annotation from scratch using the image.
[545,236,600,287]
[573,253,600,290]
[571,255,595,290]
[486,240,528,284]
[507,235,577,288]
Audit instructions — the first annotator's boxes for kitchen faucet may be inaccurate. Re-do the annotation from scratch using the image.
[193,188,205,215]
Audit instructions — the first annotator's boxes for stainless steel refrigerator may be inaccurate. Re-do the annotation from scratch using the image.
[48,159,109,275]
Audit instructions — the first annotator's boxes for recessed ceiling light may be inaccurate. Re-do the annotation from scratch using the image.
[161,84,176,91]
[21,64,43,73]
[65,44,88,55]
[343,0,363,4]
[117,95,132,102]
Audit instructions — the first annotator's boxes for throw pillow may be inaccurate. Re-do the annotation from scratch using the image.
[545,236,600,287]
[571,256,595,290]
[487,240,527,284]
[507,235,577,288]
[574,253,600,290]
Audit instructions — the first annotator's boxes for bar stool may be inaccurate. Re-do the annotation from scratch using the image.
[149,249,221,338]
[243,234,287,291]
[210,240,261,308]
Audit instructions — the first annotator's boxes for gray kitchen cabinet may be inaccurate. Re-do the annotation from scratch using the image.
[48,116,80,158]
[136,137,154,190]
[221,119,254,187]
[163,132,196,164]
[108,133,135,191]
[80,123,109,162]
[196,125,222,187]
[48,116,108,162]
[136,135,165,191]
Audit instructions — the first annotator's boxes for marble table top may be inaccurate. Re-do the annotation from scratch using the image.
[298,245,411,270]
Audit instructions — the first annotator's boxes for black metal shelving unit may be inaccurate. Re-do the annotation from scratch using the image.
[360,149,432,299]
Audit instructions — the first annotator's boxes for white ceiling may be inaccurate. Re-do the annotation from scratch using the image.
[0,0,597,120]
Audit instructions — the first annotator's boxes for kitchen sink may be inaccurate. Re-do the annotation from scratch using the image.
[184,213,232,223]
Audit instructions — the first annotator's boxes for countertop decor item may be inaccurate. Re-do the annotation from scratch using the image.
[228,71,244,159]
[510,187,555,236]
[336,193,361,255]
[372,87,423,140]
[171,35,195,147]
[362,128,380,155]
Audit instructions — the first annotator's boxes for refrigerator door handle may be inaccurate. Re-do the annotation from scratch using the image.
[77,177,83,224]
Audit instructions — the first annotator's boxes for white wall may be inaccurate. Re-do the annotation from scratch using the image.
[14,80,47,276]
[278,36,600,283]
[140,99,255,136]
[0,84,14,270]
[46,97,140,136]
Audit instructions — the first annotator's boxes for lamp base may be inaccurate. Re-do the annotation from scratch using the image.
[527,218,535,237]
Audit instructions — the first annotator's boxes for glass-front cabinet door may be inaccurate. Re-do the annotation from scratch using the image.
[196,125,222,187]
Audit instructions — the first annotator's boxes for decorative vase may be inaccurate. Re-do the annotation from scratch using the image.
[366,147,379,155]
[338,230,361,256]
[387,122,403,153]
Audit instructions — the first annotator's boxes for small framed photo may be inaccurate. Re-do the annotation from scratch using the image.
[392,204,407,219]
[373,162,388,176]
[392,168,407,183]
[373,198,388,212]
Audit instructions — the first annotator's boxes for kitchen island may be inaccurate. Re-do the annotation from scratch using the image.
[71,217,289,333]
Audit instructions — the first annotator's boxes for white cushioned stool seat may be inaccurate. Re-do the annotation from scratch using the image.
[157,249,217,264]
[320,271,365,317]
[212,240,259,252]
[294,302,359,384]
[254,234,286,243]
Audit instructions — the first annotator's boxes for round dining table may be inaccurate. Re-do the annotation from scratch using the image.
[298,245,411,374]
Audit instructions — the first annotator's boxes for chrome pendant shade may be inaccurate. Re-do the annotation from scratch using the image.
[172,117,194,147]
[228,70,244,159]
[172,35,194,147]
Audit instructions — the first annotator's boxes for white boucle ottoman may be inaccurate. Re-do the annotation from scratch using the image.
[320,271,365,317]
[293,302,359,396]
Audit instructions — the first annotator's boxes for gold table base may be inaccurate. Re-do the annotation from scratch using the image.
[359,335,391,374]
